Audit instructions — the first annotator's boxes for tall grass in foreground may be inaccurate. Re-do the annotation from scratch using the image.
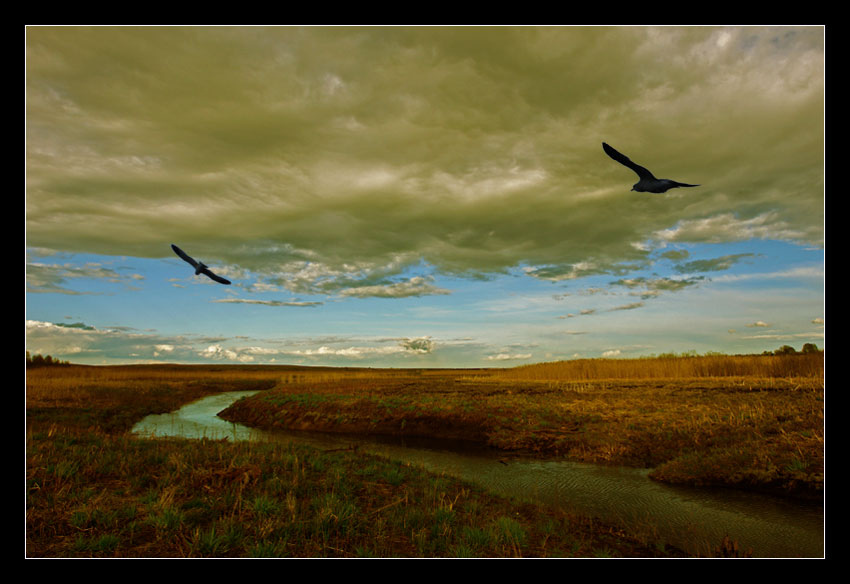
[27,427,683,558]
[493,353,824,382]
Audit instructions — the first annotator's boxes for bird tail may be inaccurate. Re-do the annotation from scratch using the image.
[674,182,699,188]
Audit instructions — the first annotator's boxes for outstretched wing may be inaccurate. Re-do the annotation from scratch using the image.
[201,268,231,285]
[171,244,198,268]
[172,244,231,284]
[602,142,656,180]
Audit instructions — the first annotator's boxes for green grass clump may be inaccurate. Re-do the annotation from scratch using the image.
[27,426,680,558]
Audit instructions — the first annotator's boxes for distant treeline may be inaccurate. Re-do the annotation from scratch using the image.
[497,345,824,382]
[26,352,71,368]
[763,343,821,356]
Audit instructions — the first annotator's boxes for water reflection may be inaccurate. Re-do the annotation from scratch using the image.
[132,391,268,441]
[131,391,824,558]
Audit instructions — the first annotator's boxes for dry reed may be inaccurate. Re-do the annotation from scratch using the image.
[493,353,824,383]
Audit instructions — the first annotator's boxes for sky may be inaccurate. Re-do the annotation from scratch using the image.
[25,25,825,367]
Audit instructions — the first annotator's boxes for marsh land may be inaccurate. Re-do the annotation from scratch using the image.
[26,352,823,558]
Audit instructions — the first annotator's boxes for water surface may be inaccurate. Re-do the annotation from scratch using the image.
[132,390,824,558]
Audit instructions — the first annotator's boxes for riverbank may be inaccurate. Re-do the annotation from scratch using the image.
[218,369,824,501]
[30,425,692,558]
[26,365,688,557]
[26,361,823,557]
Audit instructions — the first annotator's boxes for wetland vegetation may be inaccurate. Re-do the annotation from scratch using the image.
[26,351,824,558]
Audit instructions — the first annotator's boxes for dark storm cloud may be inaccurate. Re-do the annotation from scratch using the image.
[26,26,823,290]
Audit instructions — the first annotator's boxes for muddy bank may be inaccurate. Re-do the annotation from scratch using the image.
[218,377,824,502]
[135,390,824,558]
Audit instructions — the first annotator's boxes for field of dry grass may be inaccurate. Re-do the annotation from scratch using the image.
[26,364,284,433]
[27,363,691,558]
[27,354,824,499]
[219,353,824,499]
[26,353,823,557]
[492,352,824,381]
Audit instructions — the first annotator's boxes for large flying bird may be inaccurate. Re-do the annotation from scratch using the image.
[171,244,231,285]
[603,142,699,193]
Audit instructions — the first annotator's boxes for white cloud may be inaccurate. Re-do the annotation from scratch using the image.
[283,337,436,358]
[609,302,645,312]
[525,262,603,282]
[202,344,254,363]
[740,332,825,341]
[25,319,444,365]
[337,276,451,299]
[486,353,533,361]
[710,265,824,283]
[26,260,144,294]
[653,212,816,246]
[399,337,436,353]
[212,298,323,307]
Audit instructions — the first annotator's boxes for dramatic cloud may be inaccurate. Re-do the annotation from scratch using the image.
[26,26,824,290]
[25,27,825,365]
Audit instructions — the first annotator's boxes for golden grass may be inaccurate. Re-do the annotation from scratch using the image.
[26,356,825,499]
[27,364,689,558]
[218,359,824,499]
[26,358,824,557]
[25,364,285,433]
[492,352,824,382]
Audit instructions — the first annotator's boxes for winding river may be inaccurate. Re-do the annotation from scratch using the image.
[131,390,824,558]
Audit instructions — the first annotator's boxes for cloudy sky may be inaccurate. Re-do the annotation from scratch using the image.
[25,26,825,367]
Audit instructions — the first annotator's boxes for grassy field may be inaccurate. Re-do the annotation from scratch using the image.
[26,354,823,557]
[222,354,824,499]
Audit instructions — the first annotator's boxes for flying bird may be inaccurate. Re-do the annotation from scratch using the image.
[602,142,699,193]
[171,244,231,285]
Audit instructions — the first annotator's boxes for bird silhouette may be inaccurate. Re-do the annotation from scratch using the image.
[602,142,699,193]
[171,244,231,285]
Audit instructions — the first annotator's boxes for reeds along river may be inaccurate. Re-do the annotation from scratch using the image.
[131,391,825,558]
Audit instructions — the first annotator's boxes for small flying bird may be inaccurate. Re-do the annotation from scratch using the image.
[602,142,699,193]
[171,244,231,285]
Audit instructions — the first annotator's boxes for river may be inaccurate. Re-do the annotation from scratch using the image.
[131,390,824,558]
